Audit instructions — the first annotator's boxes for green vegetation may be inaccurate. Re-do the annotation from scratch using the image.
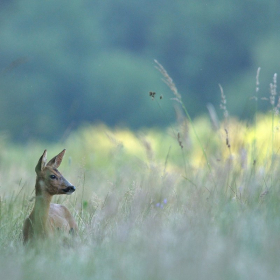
[1,0,280,140]
[1,108,280,279]
[1,2,280,278]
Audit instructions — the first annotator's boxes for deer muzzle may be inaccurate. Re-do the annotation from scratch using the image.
[62,186,76,194]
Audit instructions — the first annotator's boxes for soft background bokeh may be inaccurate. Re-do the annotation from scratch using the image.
[2,2,280,279]
[1,0,280,141]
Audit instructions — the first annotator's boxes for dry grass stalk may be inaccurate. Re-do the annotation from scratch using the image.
[154,59,182,102]
[177,132,183,149]
[219,84,231,152]
[224,128,231,149]
[207,103,220,131]
[219,84,228,120]
[270,73,277,107]
[139,135,154,163]
[256,67,261,95]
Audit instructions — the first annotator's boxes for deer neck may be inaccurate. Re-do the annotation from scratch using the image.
[32,181,53,237]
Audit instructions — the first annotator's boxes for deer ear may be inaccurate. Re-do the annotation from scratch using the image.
[46,149,66,169]
[35,150,47,174]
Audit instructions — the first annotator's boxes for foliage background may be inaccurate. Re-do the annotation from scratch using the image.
[2,2,280,278]
[0,0,280,141]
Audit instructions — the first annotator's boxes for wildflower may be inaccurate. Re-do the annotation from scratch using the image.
[156,199,167,209]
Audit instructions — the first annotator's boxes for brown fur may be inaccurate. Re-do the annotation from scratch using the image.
[23,149,78,243]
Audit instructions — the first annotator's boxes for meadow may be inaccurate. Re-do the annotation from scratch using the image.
[1,64,280,279]
[1,110,280,279]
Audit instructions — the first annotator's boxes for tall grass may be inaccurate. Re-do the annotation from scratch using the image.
[1,72,280,279]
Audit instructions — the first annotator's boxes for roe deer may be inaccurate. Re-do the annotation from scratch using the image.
[23,149,77,243]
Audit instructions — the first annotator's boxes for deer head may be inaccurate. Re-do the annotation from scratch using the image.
[35,149,75,196]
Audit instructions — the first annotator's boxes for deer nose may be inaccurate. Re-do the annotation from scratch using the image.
[63,185,76,194]
[68,186,76,192]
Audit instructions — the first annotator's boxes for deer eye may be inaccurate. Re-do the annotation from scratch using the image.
[50,175,57,179]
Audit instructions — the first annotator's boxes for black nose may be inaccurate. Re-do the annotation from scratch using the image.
[63,186,76,193]
[69,186,76,192]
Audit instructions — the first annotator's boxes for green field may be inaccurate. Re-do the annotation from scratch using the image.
[1,113,280,280]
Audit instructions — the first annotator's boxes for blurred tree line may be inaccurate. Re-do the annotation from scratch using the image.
[0,0,280,141]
